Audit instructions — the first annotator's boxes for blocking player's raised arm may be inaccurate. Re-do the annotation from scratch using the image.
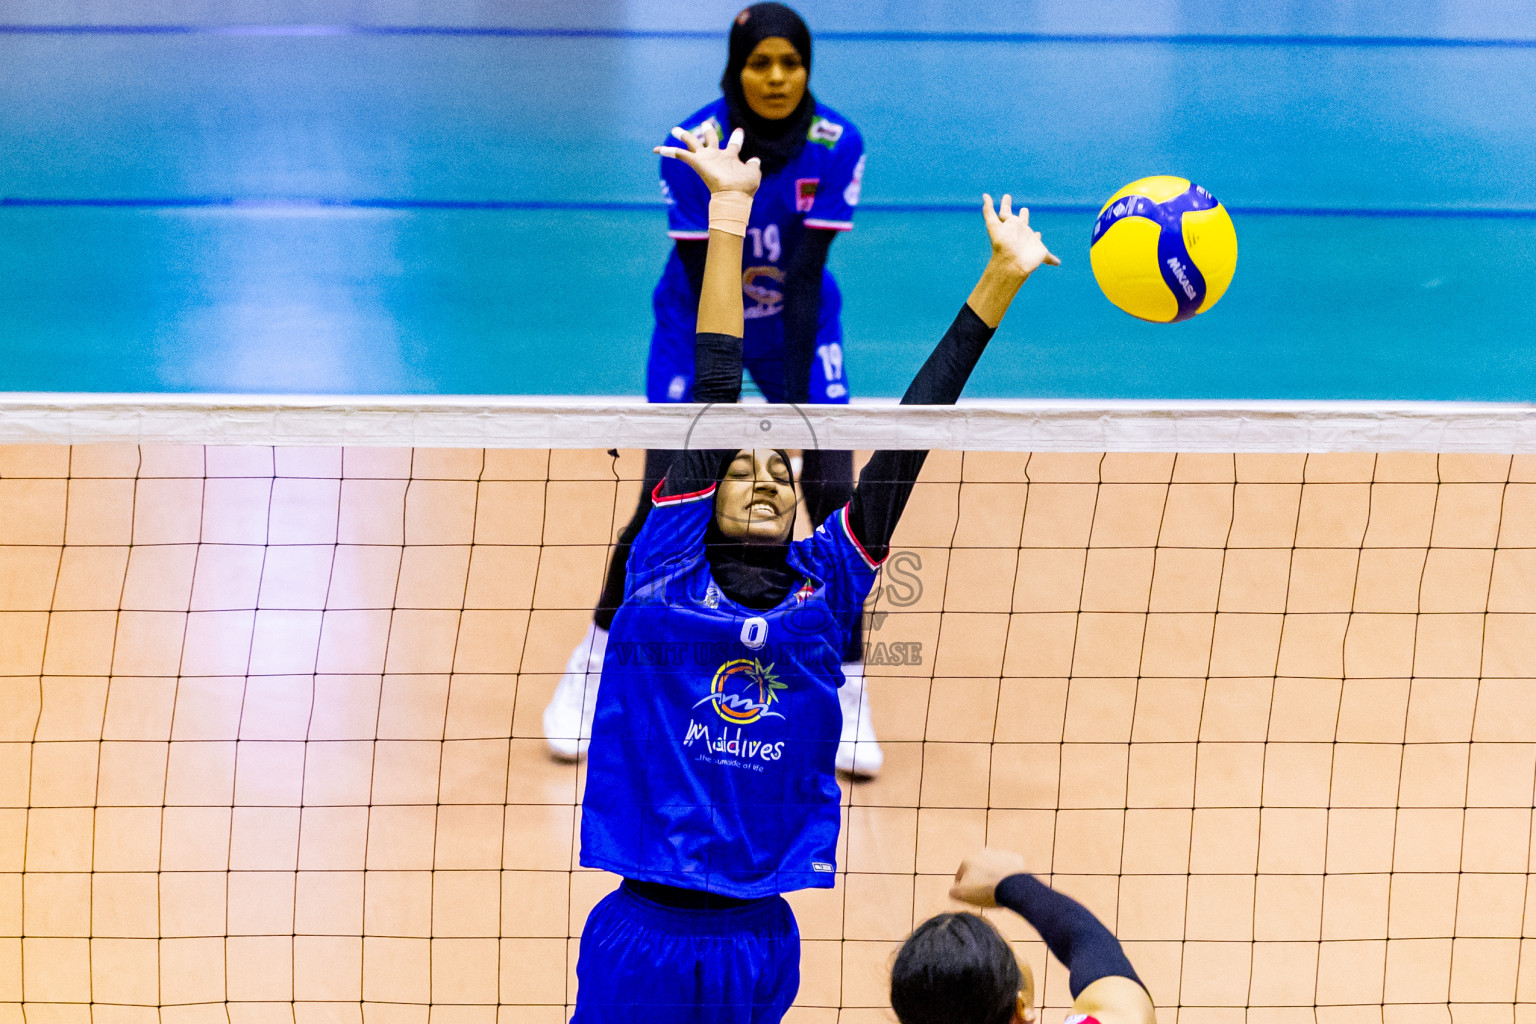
[843,195,1060,564]
[651,123,763,498]
[951,848,1156,1024]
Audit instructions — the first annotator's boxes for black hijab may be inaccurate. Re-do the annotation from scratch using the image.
[721,3,816,177]
[704,448,800,610]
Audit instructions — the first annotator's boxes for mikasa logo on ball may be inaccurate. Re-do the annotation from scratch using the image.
[1166,257,1197,299]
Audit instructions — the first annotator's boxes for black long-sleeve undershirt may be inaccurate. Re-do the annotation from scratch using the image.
[843,304,994,563]
[995,873,1145,999]
[655,332,744,500]
[657,304,998,565]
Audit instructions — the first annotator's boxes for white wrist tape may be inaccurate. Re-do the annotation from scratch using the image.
[708,191,753,236]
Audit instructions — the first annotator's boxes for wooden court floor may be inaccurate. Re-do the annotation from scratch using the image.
[4,445,1536,1023]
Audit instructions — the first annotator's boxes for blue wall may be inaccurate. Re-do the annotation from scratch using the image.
[1,2,1533,397]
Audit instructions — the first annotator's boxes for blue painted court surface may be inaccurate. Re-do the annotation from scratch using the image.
[2,0,1534,399]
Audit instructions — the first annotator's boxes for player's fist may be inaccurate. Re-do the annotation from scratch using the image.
[655,123,762,196]
[982,194,1060,280]
[949,847,1030,908]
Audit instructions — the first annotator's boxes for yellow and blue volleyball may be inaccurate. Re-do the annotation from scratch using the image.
[1089,176,1238,323]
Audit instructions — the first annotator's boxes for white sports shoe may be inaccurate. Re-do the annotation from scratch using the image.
[542,623,608,762]
[835,661,883,779]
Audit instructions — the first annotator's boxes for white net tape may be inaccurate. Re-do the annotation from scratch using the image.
[4,395,1536,451]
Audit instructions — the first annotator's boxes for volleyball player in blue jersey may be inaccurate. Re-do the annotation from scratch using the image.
[572,124,1058,1023]
[544,2,884,778]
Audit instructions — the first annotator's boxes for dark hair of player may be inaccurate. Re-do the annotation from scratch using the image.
[891,911,1021,1024]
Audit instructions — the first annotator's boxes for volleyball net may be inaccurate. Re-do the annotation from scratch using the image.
[5,399,1536,1024]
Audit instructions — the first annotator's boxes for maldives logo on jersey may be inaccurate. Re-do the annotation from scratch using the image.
[694,658,787,724]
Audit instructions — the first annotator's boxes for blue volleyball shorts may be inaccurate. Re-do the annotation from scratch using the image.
[572,881,801,1024]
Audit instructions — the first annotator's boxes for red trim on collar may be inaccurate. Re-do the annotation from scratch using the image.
[652,479,717,505]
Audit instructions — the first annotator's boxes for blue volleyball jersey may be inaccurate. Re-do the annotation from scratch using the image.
[656,98,864,327]
[580,479,882,898]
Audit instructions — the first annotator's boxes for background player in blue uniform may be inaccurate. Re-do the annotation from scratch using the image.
[573,121,1059,1022]
[543,3,885,778]
[890,846,1156,1024]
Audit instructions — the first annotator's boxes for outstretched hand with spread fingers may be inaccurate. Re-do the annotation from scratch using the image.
[983,193,1061,280]
[655,123,762,196]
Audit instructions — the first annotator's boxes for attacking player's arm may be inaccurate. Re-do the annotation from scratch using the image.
[951,848,1156,1024]
[844,196,1059,561]
[652,125,763,498]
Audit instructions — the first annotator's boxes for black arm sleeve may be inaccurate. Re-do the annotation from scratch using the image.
[843,304,996,562]
[675,240,708,311]
[780,229,835,405]
[994,873,1145,999]
[657,330,739,499]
